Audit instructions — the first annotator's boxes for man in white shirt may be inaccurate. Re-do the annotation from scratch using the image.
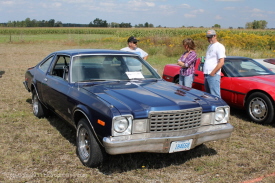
[203,30,226,98]
[121,36,148,60]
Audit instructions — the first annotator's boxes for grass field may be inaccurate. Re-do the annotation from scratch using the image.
[0,33,275,183]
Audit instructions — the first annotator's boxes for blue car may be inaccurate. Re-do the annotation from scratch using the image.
[23,49,233,168]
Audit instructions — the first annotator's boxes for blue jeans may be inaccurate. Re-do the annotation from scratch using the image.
[204,74,221,98]
[179,74,194,88]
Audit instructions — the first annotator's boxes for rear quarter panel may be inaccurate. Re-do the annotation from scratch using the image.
[162,64,180,82]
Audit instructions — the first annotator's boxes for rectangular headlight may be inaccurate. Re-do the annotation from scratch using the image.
[201,112,214,126]
[132,119,148,134]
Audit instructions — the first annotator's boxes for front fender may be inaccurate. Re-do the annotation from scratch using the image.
[73,107,105,147]
[73,104,113,144]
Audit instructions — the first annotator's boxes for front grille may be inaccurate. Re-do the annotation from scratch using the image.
[149,107,202,132]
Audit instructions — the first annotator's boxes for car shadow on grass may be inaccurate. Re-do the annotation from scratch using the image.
[99,145,217,174]
[0,70,5,78]
[46,113,77,146]
[42,110,217,174]
[230,108,250,121]
[230,107,275,127]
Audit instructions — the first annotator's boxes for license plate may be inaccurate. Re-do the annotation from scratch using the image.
[169,139,193,153]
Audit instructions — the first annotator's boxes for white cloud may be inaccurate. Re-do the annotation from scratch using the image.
[251,8,262,13]
[41,2,62,8]
[145,2,155,7]
[251,14,266,18]
[267,11,275,15]
[1,1,15,5]
[215,15,222,19]
[192,9,204,14]
[224,7,236,10]
[184,14,196,18]
[215,0,244,1]
[53,2,62,8]
[181,4,190,9]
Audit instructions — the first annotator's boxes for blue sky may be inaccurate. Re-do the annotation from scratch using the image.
[0,0,274,28]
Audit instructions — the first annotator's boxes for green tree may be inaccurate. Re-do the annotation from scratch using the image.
[119,22,132,28]
[148,23,154,27]
[25,18,31,27]
[245,20,267,29]
[55,21,63,27]
[109,22,119,28]
[89,18,108,27]
[144,22,149,27]
[48,19,55,27]
[212,24,221,28]
[245,22,253,29]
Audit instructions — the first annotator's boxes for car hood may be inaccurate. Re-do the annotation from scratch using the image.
[82,80,225,118]
[236,75,275,87]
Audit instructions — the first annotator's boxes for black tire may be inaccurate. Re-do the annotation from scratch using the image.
[246,92,274,124]
[174,76,179,84]
[32,91,48,118]
[76,118,105,168]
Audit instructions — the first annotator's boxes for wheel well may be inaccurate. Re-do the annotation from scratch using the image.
[31,84,35,93]
[73,110,86,126]
[73,109,104,147]
[245,90,275,106]
[174,74,179,83]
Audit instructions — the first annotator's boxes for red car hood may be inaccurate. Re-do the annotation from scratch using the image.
[236,75,275,87]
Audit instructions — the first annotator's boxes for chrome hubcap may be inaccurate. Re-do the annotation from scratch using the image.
[78,127,90,161]
[249,97,267,120]
[32,95,39,115]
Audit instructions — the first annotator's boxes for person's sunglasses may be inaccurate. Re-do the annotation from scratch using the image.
[133,42,137,44]
[207,35,214,38]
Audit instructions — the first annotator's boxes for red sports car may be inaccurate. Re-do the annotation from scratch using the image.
[264,58,275,65]
[163,56,275,124]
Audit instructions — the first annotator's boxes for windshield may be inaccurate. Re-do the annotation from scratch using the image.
[222,58,274,77]
[70,54,161,82]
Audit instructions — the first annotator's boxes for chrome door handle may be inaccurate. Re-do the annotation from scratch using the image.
[44,78,48,82]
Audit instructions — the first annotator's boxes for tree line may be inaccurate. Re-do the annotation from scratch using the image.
[0,18,155,28]
[0,18,269,29]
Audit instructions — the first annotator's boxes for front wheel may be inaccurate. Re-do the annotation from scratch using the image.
[76,118,105,168]
[246,92,274,124]
[174,76,179,84]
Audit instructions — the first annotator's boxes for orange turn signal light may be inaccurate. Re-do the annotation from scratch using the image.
[97,119,105,126]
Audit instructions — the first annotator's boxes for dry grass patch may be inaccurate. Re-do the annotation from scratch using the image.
[0,42,275,183]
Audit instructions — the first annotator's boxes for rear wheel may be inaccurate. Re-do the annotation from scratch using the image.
[32,91,48,118]
[76,118,105,168]
[246,92,274,124]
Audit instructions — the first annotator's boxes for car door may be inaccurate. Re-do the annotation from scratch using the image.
[193,60,205,91]
[193,60,234,103]
[220,74,233,104]
[40,54,73,121]
[36,54,55,102]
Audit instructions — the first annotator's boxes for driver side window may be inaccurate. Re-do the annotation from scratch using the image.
[51,55,70,80]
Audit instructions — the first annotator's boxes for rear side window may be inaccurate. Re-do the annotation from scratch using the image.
[40,55,54,73]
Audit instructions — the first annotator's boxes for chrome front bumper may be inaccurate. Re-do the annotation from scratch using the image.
[103,123,233,155]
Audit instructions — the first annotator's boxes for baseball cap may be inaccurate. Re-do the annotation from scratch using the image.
[206,29,216,37]
[127,36,139,42]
